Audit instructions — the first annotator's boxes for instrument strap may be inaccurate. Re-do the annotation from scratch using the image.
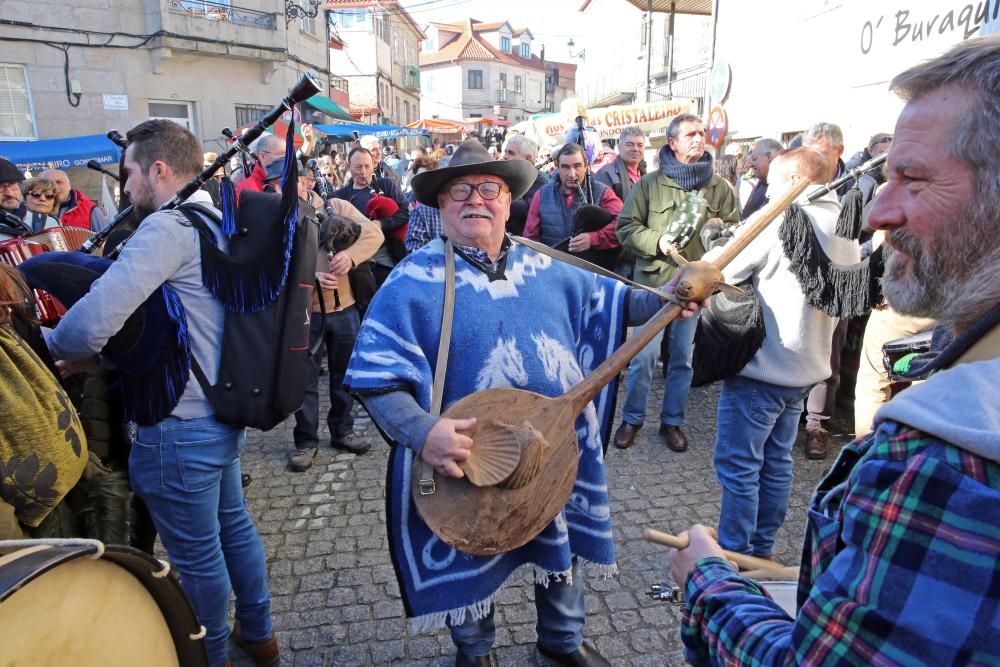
[308,277,328,357]
[510,234,678,303]
[417,240,456,496]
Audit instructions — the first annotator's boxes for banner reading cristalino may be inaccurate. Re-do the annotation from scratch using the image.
[529,99,697,140]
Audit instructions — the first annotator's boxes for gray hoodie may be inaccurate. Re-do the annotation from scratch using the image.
[874,356,1000,464]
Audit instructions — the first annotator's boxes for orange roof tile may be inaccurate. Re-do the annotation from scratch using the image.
[420,19,544,70]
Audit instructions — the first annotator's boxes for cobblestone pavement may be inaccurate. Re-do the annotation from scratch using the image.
[230,373,855,667]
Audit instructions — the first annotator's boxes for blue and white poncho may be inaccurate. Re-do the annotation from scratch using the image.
[345,237,629,631]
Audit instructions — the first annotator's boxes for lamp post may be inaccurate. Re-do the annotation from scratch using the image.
[566,38,586,61]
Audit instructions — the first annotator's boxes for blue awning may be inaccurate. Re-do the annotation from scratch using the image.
[0,134,123,173]
[315,123,429,140]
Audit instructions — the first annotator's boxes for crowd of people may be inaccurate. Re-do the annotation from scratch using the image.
[0,35,997,667]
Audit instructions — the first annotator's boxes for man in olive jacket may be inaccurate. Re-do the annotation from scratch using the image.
[614,113,739,452]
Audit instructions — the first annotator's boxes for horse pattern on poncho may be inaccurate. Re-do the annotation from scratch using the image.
[345,237,628,630]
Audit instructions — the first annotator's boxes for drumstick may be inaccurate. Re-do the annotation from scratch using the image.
[644,528,792,573]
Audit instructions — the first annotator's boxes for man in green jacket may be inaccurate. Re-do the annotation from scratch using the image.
[613,113,740,452]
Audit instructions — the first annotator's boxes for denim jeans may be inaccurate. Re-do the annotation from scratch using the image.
[130,415,272,667]
[621,312,699,427]
[713,376,809,556]
[448,561,586,656]
[293,306,360,447]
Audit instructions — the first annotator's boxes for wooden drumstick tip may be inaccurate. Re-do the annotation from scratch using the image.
[644,527,793,574]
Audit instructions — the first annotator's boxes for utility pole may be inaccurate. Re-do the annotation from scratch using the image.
[645,0,653,102]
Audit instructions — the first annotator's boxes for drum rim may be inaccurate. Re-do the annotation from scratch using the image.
[0,543,209,667]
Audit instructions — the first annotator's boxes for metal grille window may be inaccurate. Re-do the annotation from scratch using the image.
[235,104,270,129]
[0,64,38,140]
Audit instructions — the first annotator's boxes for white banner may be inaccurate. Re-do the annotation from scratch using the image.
[523,99,698,143]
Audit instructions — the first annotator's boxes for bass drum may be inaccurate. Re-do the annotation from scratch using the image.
[0,542,208,666]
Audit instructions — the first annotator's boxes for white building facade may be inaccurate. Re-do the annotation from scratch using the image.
[419,20,560,124]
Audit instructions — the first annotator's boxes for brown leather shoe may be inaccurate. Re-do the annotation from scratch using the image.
[612,421,642,449]
[232,621,280,667]
[659,424,688,452]
[805,428,829,460]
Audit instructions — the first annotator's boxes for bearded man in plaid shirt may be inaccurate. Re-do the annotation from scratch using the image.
[668,35,1000,666]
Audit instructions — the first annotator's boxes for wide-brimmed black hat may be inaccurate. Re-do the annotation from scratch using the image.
[0,158,25,184]
[410,140,537,208]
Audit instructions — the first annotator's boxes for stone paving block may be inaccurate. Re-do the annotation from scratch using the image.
[605,591,639,612]
[291,649,327,667]
[371,638,406,664]
[294,591,326,611]
[341,604,373,623]
[299,571,337,592]
[407,636,441,659]
[289,628,317,650]
[611,608,642,632]
[330,643,370,667]
[347,619,376,643]
[373,600,401,620]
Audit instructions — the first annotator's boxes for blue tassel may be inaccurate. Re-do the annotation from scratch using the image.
[220,176,237,237]
[120,284,192,425]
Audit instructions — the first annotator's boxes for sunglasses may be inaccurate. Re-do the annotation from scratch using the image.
[28,191,56,200]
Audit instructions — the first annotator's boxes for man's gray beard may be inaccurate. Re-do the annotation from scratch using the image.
[883,198,1000,330]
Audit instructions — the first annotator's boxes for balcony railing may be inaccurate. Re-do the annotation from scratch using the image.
[403,66,420,91]
[496,89,508,104]
[650,66,709,104]
[167,0,277,30]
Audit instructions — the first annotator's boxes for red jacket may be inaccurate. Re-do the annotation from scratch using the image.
[59,189,96,229]
[235,163,267,198]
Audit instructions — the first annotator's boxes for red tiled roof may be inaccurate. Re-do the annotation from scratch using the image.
[420,18,545,70]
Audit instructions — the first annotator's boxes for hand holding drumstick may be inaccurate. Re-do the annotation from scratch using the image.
[645,526,797,588]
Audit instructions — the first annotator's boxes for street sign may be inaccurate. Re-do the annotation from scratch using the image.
[706,104,728,147]
[708,61,732,104]
[102,94,128,111]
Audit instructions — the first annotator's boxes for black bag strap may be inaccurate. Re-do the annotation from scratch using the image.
[173,203,223,402]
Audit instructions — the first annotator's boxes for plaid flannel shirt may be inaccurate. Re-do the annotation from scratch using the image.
[681,420,1000,666]
[403,204,442,254]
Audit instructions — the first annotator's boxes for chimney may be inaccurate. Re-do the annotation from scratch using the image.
[540,44,545,64]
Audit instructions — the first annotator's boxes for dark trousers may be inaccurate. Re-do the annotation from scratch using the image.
[293,306,361,447]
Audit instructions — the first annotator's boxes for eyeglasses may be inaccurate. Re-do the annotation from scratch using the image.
[28,191,56,200]
[448,182,508,201]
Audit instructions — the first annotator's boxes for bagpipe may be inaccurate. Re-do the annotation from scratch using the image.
[306,158,362,253]
[18,73,323,426]
[690,151,892,388]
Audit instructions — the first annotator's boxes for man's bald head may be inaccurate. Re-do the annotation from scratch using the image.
[40,168,72,203]
[255,134,286,168]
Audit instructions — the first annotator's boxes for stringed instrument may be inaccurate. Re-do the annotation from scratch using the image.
[413,177,813,556]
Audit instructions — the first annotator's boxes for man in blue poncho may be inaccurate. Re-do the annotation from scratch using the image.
[345,140,704,667]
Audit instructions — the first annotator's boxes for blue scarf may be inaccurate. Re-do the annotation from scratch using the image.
[659,146,714,191]
[345,238,627,630]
